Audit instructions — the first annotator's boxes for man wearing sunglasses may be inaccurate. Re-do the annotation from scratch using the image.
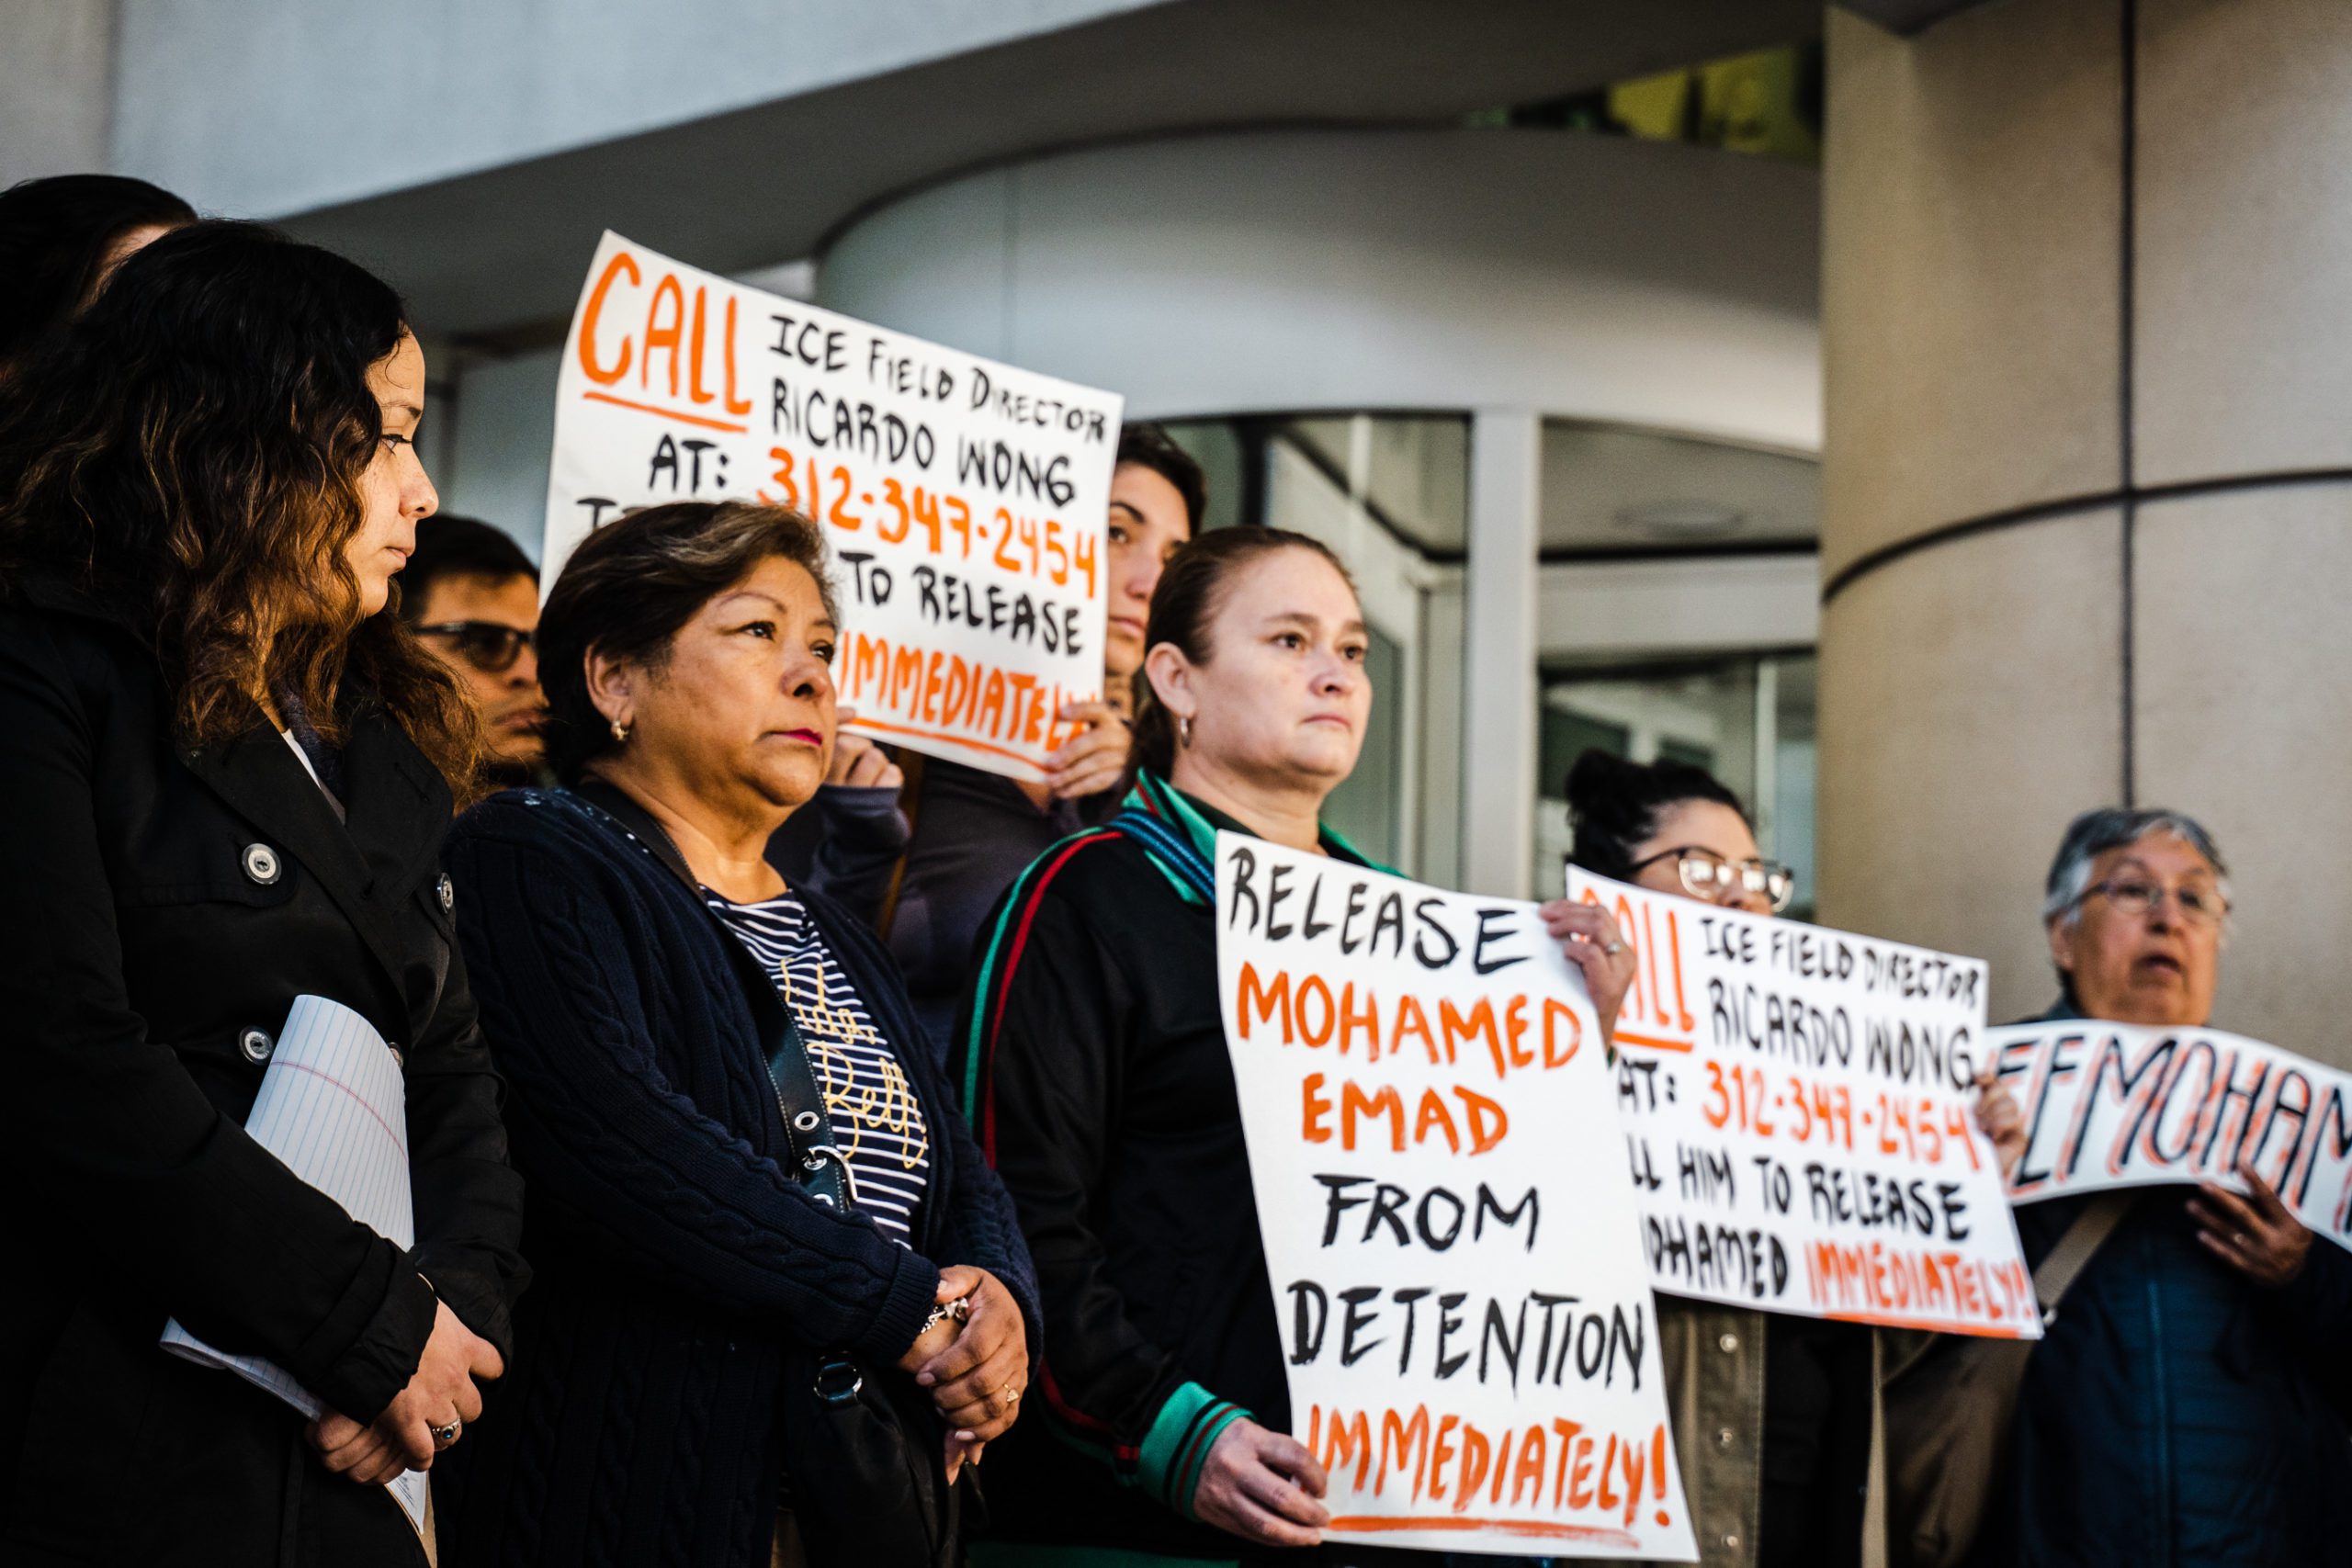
[399,514,549,788]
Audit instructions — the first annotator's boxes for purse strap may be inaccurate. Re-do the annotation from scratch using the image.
[2032,1190,2136,1322]
[571,778,854,1213]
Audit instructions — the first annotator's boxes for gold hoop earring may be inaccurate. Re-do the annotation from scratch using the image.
[610,718,630,743]
[1178,715,1193,749]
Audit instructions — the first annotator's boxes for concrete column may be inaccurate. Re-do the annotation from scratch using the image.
[1819,0,2352,1055]
[1461,410,1541,900]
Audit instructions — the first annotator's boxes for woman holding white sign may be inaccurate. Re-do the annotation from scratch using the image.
[1562,751,1869,1568]
[1561,751,2030,1568]
[1961,808,2352,1568]
[952,527,1638,1563]
[776,422,1202,1065]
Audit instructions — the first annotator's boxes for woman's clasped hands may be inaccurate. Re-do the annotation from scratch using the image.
[310,1295,506,1485]
[898,1265,1029,1482]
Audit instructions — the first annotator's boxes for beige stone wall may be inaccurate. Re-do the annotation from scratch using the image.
[1819,0,2352,1056]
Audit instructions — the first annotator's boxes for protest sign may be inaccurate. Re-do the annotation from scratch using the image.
[1566,869,2036,1339]
[1992,1020,2352,1247]
[1218,835,1695,1560]
[545,231,1124,779]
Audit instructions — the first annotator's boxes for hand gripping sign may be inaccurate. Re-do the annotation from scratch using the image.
[545,231,1124,781]
[1565,869,2038,1339]
[1218,835,1696,1560]
[1991,1019,2352,1247]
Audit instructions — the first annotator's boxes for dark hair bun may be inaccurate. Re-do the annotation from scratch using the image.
[1564,748,1748,882]
[1566,748,1645,817]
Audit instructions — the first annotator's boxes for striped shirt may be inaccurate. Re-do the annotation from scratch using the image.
[703,887,930,1246]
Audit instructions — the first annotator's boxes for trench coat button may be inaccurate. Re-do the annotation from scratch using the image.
[239,1027,275,1064]
[437,873,456,914]
[1718,1332,1739,1354]
[1717,1427,1736,1447]
[1723,1534,1741,1550]
[242,843,281,885]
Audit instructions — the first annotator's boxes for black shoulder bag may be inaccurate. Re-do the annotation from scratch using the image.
[574,780,964,1568]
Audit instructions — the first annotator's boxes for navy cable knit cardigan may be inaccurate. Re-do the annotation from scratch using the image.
[432,787,1039,1568]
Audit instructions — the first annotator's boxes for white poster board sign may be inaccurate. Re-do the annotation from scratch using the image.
[1992,1020,2352,1247]
[545,231,1123,779]
[1566,870,2037,1339]
[1219,836,1695,1560]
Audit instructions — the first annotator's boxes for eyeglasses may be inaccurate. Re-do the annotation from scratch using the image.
[2084,879,2227,928]
[415,621,535,674]
[1626,845,1797,912]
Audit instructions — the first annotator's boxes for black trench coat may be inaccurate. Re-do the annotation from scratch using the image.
[0,574,527,1566]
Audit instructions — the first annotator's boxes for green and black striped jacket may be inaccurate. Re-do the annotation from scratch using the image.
[950,771,1376,1558]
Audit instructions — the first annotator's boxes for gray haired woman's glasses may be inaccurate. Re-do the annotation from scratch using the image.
[2085,878,2228,927]
[1624,845,1796,913]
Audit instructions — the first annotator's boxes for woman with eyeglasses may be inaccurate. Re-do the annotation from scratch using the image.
[1560,750,2022,1568]
[1952,809,2352,1568]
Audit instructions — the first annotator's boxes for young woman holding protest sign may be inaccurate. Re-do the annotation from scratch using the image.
[775,422,1201,1066]
[1564,752,2033,1568]
[0,221,526,1564]
[1561,752,1878,1568]
[951,527,1638,1563]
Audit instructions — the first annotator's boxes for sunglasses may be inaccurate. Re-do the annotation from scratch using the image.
[415,620,535,674]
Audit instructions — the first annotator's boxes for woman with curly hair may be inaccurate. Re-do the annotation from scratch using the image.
[0,220,526,1567]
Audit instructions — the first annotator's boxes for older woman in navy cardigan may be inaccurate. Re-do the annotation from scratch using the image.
[434,501,1036,1568]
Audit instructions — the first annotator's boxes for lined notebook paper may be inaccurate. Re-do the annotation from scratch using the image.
[160,995,427,1531]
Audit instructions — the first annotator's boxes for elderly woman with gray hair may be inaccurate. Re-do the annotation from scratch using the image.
[1967,808,2352,1568]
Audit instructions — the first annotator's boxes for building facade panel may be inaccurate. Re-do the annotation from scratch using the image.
[2131,484,2352,1062]
[1822,0,2123,581]
[1816,509,2125,1027]
[2134,0,2352,486]
[107,0,1159,218]
[818,130,1822,446]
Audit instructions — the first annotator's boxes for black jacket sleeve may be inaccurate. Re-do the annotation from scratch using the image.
[447,825,939,1365]
[789,784,911,929]
[2268,1226,2352,1413]
[932,1065,1044,1352]
[957,876,1247,1509]
[401,932,529,1360]
[0,615,437,1422]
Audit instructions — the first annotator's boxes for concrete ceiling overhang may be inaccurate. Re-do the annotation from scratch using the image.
[1833,0,1996,34]
[272,0,1819,338]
